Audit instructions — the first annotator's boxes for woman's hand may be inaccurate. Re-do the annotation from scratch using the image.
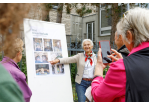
[97,48,107,69]
[94,48,106,77]
[49,59,60,65]
[107,49,123,62]
[97,48,103,63]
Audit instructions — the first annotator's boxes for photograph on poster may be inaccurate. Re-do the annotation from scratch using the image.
[43,39,53,51]
[34,52,48,63]
[53,39,62,52]
[33,38,43,51]
[52,64,64,74]
[50,52,62,61]
[35,64,50,75]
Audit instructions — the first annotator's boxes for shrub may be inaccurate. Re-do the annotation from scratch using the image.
[69,55,77,84]
[70,63,77,84]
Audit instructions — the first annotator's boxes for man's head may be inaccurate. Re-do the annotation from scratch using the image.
[115,31,124,50]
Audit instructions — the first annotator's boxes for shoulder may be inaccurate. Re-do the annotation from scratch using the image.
[121,52,129,58]
[78,53,84,56]
[105,59,126,83]
[1,62,26,81]
[1,62,13,72]
[109,59,125,71]
[0,64,16,84]
[78,53,85,58]
[2,62,19,73]
[118,47,129,57]
[72,53,84,57]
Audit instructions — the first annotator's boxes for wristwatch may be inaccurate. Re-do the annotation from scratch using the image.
[92,75,102,80]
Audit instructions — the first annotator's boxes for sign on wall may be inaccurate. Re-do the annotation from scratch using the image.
[24,19,73,102]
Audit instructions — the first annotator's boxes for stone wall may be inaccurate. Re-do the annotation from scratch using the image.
[50,3,97,36]
[21,3,98,45]
[27,3,42,20]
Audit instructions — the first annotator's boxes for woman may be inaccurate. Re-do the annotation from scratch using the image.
[114,31,129,58]
[1,38,32,102]
[50,39,97,102]
[91,7,149,102]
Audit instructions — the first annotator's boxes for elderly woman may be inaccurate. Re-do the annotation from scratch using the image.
[91,7,149,102]
[50,39,97,102]
[1,38,32,102]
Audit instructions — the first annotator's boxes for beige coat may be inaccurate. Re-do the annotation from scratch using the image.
[59,53,97,84]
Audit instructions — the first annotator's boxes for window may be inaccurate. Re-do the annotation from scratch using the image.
[130,3,149,9]
[100,5,112,36]
[100,4,127,36]
[86,22,95,41]
[101,9,112,28]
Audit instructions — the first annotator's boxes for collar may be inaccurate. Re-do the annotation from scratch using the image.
[118,45,126,52]
[84,51,95,57]
[1,56,20,70]
[118,45,129,54]
[128,42,149,56]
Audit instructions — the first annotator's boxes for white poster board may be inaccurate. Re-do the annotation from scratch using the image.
[23,19,73,102]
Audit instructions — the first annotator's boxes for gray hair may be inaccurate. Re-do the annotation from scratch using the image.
[82,39,93,48]
[116,7,149,47]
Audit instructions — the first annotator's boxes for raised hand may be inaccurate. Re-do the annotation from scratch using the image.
[97,48,103,64]
[107,49,123,62]
[49,59,60,65]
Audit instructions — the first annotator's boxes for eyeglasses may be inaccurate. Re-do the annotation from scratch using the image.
[123,11,134,29]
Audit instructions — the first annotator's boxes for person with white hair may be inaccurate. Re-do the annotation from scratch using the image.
[91,7,149,102]
[50,39,97,102]
[115,31,129,58]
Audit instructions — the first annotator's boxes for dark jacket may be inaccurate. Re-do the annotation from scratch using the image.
[124,47,149,102]
[117,45,129,58]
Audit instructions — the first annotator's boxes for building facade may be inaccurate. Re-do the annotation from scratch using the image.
[21,3,149,48]
[49,3,149,45]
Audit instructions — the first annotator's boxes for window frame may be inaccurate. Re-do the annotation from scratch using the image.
[86,21,95,41]
[99,4,112,36]
[99,3,128,36]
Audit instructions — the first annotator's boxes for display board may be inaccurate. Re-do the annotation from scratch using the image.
[99,40,111,64]
[24,19,73,102]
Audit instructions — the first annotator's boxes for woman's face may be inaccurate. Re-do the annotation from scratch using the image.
[83,41,93,53]
[17,51,22,62]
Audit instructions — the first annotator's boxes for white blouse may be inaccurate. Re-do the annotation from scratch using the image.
[82,53,96,78]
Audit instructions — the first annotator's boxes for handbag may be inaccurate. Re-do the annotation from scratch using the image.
[85,86,94,102]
